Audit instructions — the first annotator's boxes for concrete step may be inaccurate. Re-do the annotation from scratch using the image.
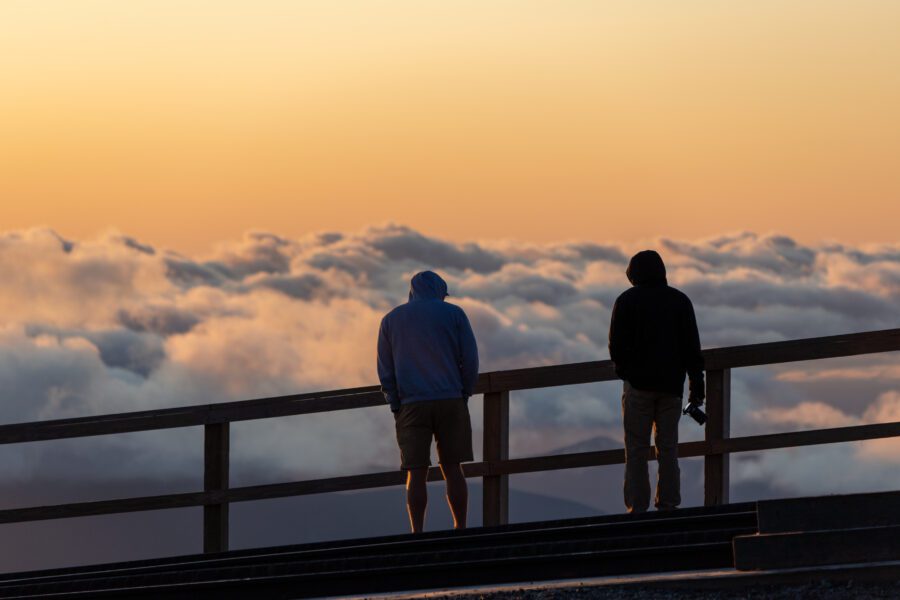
[3,513,756,589]
[0,503,756,588]
[0,506,757,598]
[0,540,741,599]
[757,490,900,534]
[734,525,900,571]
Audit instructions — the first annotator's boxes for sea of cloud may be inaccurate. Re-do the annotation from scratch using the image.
[0,224,898,501]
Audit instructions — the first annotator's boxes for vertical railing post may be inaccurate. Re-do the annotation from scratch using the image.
[204,422,230,553]
[482,390,509,527]
[704,369,731,506]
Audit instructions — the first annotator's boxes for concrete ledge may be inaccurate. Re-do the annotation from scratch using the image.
[734,525,900,571]
[757,490,900,533]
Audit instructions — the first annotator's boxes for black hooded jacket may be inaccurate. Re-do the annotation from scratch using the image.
[608,251,705,397]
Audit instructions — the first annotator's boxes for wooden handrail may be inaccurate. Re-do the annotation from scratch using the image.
[0,327,898,554]
[1,328,897,445]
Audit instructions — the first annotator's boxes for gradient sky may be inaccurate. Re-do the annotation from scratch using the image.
[2,0,899,253]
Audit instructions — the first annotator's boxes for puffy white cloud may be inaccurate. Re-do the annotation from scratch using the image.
[735,391,900,496]
[776,365,900,383]
[749,401,859,430]
[0,225,897,499]
[662,232,818,277]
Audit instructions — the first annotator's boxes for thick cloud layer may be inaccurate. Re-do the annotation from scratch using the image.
[0,224,898,498]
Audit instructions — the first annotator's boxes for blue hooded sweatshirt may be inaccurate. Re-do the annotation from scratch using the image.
[377,271,480,412]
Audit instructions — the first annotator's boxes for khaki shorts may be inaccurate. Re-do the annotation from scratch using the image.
[394,398,473,470]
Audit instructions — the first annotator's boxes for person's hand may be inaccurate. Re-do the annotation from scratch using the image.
[689,380,705,406]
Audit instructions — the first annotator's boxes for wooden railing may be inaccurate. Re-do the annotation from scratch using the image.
[1,328,899,554]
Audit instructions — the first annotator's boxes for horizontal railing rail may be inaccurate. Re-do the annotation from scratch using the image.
[1,328,897,445]
[0,328,898,553]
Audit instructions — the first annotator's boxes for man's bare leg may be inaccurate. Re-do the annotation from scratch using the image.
[406,468,428,533]
[440,463,468,529]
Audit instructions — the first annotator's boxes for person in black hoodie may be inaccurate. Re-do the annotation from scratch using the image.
[608,250,704,513]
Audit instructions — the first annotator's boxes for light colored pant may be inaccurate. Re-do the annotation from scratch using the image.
[622,382,682,513]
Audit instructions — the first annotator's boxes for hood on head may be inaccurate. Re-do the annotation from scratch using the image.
[626,250,667,286]
[408,270,449,301]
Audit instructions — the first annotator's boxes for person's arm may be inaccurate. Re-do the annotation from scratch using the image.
[376,317,401,412]
[608,295,632,381]
[683,297,705,404]
[457,310,479,399]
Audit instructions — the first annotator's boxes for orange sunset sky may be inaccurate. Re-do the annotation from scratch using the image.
[2,0,899,254]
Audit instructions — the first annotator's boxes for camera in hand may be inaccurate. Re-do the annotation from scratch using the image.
[682,401,707,426]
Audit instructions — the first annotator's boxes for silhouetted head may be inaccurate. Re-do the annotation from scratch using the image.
[408,270,449,301]
[626,250,667,286]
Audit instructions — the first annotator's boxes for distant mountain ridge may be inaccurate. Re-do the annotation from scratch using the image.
[544,433,624,456]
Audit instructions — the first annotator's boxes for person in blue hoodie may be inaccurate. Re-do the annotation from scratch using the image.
[377,271,479,532]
